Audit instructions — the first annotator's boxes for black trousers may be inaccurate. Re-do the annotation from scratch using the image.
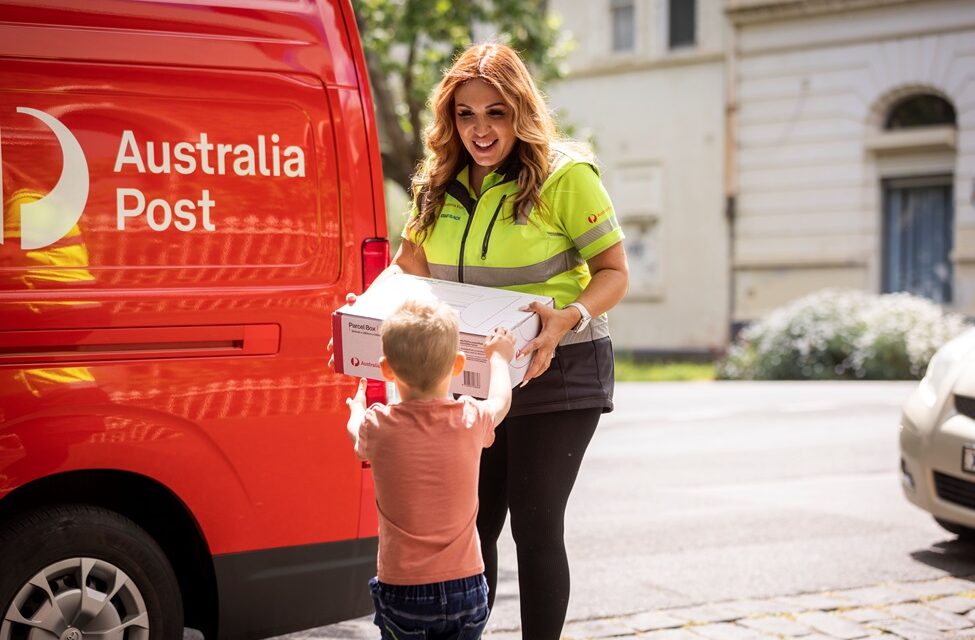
[476,407,601,640]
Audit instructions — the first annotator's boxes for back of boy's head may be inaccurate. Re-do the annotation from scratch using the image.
[381,299,460,392]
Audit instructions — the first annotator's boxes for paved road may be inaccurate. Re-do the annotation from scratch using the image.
[279,381,975,639]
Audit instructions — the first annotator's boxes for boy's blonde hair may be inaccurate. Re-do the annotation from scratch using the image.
[381,299,460,392]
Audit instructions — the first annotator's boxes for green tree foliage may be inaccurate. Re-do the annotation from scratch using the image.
[353,0,571,191]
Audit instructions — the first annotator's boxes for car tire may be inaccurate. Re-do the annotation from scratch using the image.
[0,504,183,640]
[934,517,975,540]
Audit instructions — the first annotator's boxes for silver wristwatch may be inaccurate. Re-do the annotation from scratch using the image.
[566,302,592,333]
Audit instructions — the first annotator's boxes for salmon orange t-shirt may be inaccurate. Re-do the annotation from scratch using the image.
[355,395,497,585]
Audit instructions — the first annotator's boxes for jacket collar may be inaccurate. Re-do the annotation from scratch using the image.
[444,153,522,217]
[495,152,522,183]
[453,153,521,194]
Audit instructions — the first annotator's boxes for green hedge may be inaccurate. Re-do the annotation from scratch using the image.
[718,289,971,380]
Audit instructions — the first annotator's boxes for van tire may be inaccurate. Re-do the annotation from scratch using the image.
[0,504,183,639]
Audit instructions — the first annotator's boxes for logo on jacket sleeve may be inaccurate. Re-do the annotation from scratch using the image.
[1,108,90,250]
[587,207,612,225]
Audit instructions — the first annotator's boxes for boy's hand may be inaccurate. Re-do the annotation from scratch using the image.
[345,377,368,451]
[484,328,516,363]
[345,377,368,413]
[483,329,515,426]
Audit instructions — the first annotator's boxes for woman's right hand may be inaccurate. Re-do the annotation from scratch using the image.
[327,292,358,371]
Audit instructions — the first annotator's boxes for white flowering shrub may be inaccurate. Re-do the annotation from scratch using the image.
[718,289,971,380]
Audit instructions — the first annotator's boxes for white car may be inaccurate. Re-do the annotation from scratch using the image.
[900,327,975,537]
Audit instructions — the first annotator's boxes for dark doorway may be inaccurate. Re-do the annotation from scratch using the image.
[882,175,954,303]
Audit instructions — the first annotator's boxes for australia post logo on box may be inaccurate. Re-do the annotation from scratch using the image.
[342,318,383,374]
[0,101,317,268]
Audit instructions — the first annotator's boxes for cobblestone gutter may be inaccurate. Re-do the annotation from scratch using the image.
[284,576,975,640]
[548,576,975,640]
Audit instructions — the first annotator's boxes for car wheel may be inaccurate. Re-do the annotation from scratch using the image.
[0,504,183,640]
[935,517,975,540]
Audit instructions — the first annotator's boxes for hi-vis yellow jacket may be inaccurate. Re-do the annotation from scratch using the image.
[405,150,624,345]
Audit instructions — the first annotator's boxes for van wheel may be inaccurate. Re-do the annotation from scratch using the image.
[935,517,975,540]
[0,505,183,640]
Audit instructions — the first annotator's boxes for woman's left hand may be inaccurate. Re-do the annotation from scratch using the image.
[517,302,580,386]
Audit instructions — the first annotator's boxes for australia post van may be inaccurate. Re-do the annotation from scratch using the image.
[0,1,389,638]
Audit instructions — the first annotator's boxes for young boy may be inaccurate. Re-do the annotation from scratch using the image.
[345,299,516,640]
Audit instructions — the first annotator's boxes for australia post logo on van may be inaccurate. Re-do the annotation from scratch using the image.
[0,106,307,250]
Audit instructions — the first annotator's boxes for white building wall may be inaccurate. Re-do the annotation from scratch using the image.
[732,0,975,319]
[548,0,730,353]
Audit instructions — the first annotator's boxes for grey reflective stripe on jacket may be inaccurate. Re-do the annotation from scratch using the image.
[574,218,620,250]
[427,249,585,287]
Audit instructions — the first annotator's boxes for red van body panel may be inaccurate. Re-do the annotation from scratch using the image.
[0,1,385,637]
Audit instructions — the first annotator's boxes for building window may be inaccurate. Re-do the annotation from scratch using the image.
[668,0,696,49]
[882,176,954,304]
[878,93,957,304]
[614,163,664,299]
[622,218,663,298]
[885,94,956,129]
[611,0,635,52]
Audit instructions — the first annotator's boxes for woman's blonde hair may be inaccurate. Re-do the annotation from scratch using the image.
[409,43,557,243]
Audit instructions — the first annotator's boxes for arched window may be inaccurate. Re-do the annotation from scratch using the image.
[885,94,956,129]
[877,92,957,304]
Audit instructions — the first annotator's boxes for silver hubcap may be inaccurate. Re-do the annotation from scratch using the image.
[2,558,150,640]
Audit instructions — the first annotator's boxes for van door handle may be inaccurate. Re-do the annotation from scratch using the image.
[0,324,280,364]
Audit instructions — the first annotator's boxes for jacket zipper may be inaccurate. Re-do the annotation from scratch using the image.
[457,207,476,283]
[480,195,507,260]
[456,182,510,282]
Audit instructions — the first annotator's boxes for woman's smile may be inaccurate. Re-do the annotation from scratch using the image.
[472,138,500,158]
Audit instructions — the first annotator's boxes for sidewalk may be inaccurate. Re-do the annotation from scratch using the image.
[299,575,975,640]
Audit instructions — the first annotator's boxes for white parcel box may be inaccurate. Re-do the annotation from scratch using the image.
[332,274,553,398]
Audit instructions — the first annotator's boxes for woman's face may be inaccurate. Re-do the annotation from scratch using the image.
[453,79,517,173]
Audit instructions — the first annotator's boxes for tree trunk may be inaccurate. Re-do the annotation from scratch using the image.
[363,49,418,191]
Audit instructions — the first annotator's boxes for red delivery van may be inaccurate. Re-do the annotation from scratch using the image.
[0,1,388,638]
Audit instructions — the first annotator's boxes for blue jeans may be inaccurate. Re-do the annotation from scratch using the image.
[368,574,489,640]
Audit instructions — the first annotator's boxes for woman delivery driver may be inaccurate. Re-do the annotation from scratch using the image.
[361,42,629,639]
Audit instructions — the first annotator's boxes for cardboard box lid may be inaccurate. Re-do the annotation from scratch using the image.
[344,274,553,335]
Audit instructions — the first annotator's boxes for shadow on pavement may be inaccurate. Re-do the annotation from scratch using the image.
[910,538,975,575]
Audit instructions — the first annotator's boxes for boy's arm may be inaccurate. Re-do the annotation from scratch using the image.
[345,378,368,456]
[482,329,517,425]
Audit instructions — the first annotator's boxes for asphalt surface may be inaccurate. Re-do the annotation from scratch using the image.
[275,380,975,639]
